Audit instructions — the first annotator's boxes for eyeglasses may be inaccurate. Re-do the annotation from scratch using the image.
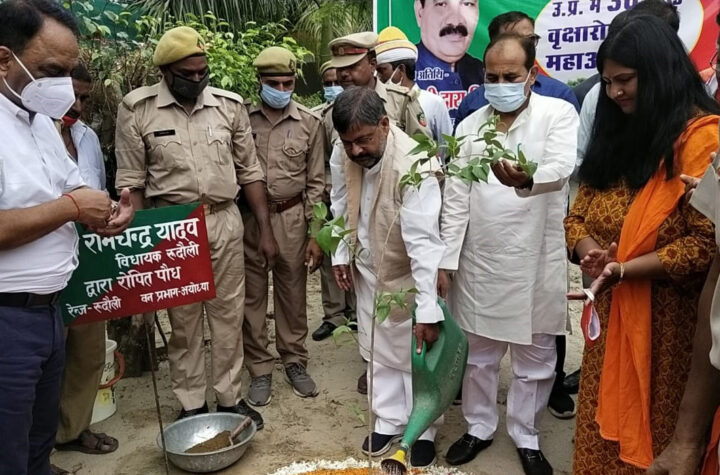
[527,34,541,47]
[341,130,378,151]
[711,51,719,72]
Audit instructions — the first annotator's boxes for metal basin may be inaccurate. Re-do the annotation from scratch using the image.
[156,412,256,473]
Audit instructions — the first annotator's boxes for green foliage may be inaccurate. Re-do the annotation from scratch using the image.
[131,0,372,67]
[309,202,353,256]
[293,0,373,65]
[566,77,587,88]
[374,289,418,324]
[401,115,539,189]
[131,0,312,29]
[166,13,313,102]
[294,91,324,109]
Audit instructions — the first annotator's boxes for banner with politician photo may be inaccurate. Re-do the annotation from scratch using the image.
[375,0,719,122]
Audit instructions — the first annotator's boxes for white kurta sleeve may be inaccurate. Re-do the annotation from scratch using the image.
[516,101,578,198]
[575,82,600,174]
[62,154,86,192]
[400,176,445,324]
[89,129,107,191]
[329,141,350,266]
[439,136,472,270]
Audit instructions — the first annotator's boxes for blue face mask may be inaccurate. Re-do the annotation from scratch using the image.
[483,72,532,113]
[323,85,343,103]
[260,83,293,109]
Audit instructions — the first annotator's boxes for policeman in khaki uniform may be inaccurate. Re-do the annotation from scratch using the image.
[328,32,432,141]
[311,60,358,342]
[115,26,279,429]
[242,47,325,407]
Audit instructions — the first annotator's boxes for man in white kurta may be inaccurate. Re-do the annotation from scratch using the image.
[329,86,445,467]
[439,34,577,474]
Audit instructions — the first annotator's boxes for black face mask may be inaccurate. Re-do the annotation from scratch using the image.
[170,70,209,100]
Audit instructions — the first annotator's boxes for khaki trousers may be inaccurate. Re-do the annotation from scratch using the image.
[56,322,105,443]
[167,206,245,410]
[243,203,309,377]
[319,256,356,327]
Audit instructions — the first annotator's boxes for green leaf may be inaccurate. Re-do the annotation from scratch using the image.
[312,201,328,221]
[408,135,436,157]
[331,325,354,345]
[314,224,338,255]
[375,303,391,323]
[522,161,538,177]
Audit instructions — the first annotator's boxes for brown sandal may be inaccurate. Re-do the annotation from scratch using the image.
[55,429,119,454]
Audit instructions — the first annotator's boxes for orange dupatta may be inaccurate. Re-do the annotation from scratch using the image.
[596,115,720,469]
[701,407,720,475]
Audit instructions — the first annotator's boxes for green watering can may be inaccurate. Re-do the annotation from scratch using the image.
[381,299,469,475]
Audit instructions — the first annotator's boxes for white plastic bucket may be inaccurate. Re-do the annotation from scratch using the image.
[90,339,118,424]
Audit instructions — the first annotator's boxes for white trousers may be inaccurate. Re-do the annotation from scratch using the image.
[371,360,443,440]
[463,332,556,450]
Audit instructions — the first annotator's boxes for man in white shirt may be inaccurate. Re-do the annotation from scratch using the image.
[438,34,577,474]
[54,63,119,459]
[375,26,452,157]
[0,2,133,473]
[330,86,445,467]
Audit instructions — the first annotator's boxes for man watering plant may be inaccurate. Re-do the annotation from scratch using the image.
[325,31,433,396]
[438,33,577,474]
[329,86,445,467]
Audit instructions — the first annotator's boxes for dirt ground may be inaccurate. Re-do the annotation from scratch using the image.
[51,266,585,475]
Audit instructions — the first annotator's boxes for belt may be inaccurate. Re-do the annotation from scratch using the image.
[202,201,233,215]
[154,199,233,215]
[0,291,61,308]
[268,193,303,214]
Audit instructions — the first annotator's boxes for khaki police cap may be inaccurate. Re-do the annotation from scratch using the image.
[329,31,378,69]
[153,26,206,67]
[253,46,297,76]
[319,60,334,76]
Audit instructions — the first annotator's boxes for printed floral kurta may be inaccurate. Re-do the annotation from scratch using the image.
[565,183,715,474]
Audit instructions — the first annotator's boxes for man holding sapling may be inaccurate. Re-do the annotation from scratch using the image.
[329,86,446,467]
[438,33,577,474]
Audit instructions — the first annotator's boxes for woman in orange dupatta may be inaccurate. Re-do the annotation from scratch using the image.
[565,16,719,474]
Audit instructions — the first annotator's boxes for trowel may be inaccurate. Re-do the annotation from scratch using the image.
[381,299,469,475]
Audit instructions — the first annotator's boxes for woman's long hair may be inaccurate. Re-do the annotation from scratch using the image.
[579,15,720,190]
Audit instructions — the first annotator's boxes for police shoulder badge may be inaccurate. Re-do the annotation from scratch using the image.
[417,112,427,127]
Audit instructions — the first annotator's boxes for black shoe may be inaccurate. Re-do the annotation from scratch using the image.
[563,369,580,395]
[357,370,367,395]
[445,433,493,465]
[361,432,401,456]
[312,321,337,341]
[548,385,576,419]
[217,399,264,430]
[517,448,553,475]
[176,402,209,421]
[410,440,437,467]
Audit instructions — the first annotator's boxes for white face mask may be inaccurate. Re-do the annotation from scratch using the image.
[3,52,75,119]
[483,71,532,113]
